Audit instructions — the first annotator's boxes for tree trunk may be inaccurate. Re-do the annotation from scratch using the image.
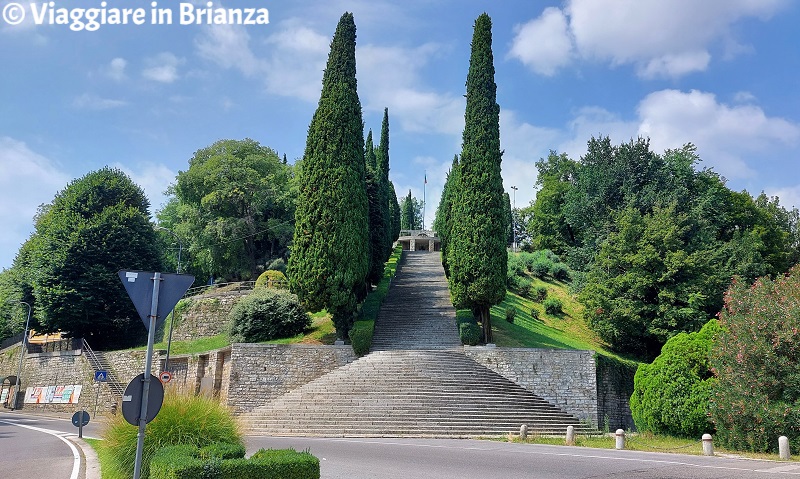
[480,305,493,344]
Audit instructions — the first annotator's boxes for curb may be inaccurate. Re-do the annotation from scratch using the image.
[67,436,101,479]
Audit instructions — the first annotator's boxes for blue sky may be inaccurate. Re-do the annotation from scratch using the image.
[2,0,799,271]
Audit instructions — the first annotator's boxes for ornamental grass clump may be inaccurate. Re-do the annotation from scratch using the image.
[102,390,242,479]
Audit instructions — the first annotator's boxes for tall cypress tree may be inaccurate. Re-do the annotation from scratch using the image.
[447,13,506,343]
[376,108,393,260]
[365,130,385,286]
[388,182,401,241]
[287,12,368,339]
[435,154,459,277]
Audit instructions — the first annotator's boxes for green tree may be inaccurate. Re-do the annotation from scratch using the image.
[525,151,579,255]
[399,190,423,230]
[287,12,369,339]
[26,167,162,349]
[365,130,384,286]
[447,13,506,344]
[434,155,459,276]
[388,182,401,241]
[165,138,295,282]
[711,267,800,452]
[376,108,394,260]
[630,319,719,437]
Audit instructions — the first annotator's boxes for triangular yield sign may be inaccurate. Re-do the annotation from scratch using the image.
[118,271,195,330]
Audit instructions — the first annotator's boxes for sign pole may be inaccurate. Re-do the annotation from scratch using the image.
[133,272,161,479]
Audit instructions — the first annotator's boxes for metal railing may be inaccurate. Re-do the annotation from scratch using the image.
[183,279,289,298]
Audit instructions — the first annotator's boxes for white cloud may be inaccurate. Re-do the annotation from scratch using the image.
[507,7,574,76]
[261,22,330,101]
[111,162,177,214]
[0,137,70,269]
[142,52,184,83]
[637,89,800,179]
[72,93,127,110]
[195,23,263,76]
[511,0,788,78]
[107,57,127,81]
[764,185,800,210]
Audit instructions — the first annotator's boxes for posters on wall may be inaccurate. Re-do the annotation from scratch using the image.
[24,385,82,404]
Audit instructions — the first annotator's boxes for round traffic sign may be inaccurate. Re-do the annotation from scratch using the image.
[159,371,172,384]
[71,410,90,427]
[121,373,164,427]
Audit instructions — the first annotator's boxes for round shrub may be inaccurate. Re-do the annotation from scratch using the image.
[530,308,540,320]
[530,285,548,302]
[508,275,532,296]
[630,319,719,438]
[459,322,481,346]
[229,288,310,342]
[266,257,286,273]
[543,297,563,315]
[255,269,288,289]
[505,306,516,323]
[530,259,552,278]
[550,263,570,281]
[102,391,242,479]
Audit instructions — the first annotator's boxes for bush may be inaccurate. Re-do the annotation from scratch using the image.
[150,446,320,479]
[102,391,242,479]
[507,253,526,277]
[266,258,286,274]
[530,285,548,302]
[710,268,800,453]
[349,320,374,356]
[630,319,719,438]
[543,297,563,315]
[254,270,288,289]
[530,308,539,320]
[199,442,246,460]
[459,321,481,346]
[505,307,516,323]
[530,259,553,278]
[229,288,310,342]
[549,263,570,281]
[507,275,532,295]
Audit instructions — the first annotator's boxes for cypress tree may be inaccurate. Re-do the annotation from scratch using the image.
[401,189,416,230]
[365,130,385,286]
[376,108,393,260]
[287,12,368,339]
[388,182,401,242]
[447,13,506,344]
[435,154,459,277]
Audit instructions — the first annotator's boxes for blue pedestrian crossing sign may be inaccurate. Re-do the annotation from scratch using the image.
[95,370,108,382]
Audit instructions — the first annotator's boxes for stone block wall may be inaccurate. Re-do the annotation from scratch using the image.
[595,355,636,431]
[464,347,599,425]
[226,343,357,413]
[171,293,246,341]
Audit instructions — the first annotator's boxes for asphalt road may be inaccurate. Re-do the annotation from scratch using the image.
[246,436,800,479]
[0,411,97,479]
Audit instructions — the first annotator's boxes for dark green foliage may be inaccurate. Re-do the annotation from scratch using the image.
[388,182,401,242]
[710,267,800,453]
[505,307,516,323]
[376,108,394,258]
[543,297,563,315]
[365,130,385,286]
[254,270,287,289]
[459,321,481,346]
[198,442,246,460]
[447,13,506,344]
[530,308,539,320]
[530,259,552,278]
[267,258,286,273]
[526,152,579,255]
[434,155,460,276]
[229,289,310,342]
[349,320,374,356]
[549,263,569,281]
[400,190,423,230]
[287,12,369,339]
[22,167,162,349]
[507,275,531,296]
[103,392,242,479]
[164,138,294,281]
[531,285,548,302]
[630,319,719,437]
[503,191,513,246]
[150,446,319,479]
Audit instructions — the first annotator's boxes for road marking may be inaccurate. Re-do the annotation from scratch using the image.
[270,437,800,476]
[0,419,81,479]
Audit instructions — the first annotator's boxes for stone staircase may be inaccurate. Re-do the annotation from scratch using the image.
[370,252,460,350]
[82,339,125,398]
[241,250,593,437]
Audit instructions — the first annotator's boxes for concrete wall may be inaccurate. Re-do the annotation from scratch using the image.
[464,346,599,425]
[225,343,357,414]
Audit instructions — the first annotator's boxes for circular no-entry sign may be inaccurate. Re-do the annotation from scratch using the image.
[159,371,172,384]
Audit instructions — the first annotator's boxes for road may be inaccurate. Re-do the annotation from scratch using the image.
[246,436,800,479]
[0,411,101,479]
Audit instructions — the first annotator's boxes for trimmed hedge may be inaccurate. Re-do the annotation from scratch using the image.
[255,270,288,289]
[349,320,374,356]
[150,445,319,479]
[459,322,481,346]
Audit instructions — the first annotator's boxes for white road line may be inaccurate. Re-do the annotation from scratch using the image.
[0,420,81,479]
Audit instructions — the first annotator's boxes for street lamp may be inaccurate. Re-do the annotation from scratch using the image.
[154,225,183,372]
[9,301,31,410]
[510,186,518,253]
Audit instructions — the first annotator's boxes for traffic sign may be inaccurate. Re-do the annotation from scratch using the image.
[159,371,172,384]
[94,370,108,382]
[121,373,164,427]
[118,271,195,331]
[72,410,90,427]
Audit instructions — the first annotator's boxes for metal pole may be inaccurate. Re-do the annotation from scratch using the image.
[154,226,182,372]
[422,172,426,231]
[133,272,161,479]
[510,186,518,253]
[11,301,31,410]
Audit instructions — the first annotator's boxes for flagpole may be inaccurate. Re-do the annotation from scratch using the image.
[423,171,426,231]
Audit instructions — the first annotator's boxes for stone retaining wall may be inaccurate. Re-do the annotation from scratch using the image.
[171,293,246,341]
[226,343,357,414]
[464,346,599,425]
